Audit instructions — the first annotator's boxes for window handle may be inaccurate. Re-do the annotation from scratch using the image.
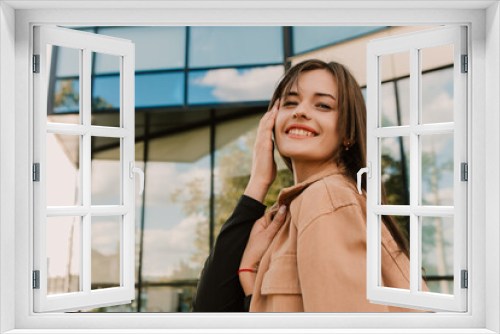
[129,162,145,195]
[357,162,371,194]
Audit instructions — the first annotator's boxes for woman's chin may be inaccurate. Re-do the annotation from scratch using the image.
[279,151,321,162]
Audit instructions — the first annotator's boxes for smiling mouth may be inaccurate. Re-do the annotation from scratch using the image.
[286,128,318,139]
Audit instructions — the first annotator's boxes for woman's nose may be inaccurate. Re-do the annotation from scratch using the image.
[292,105,310,119]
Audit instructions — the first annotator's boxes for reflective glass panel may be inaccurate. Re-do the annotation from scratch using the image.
[381,136,410,205]
[133,285,197,312]
[421,45,454,124]
[47,216,81,295]
[214,114,294,239]
[97,26,186,71]
[396,77,410,125]
[188,65,284,105]
[380,52,410,127]
[52,79,80,114]
[136,72,184,107]
[189,26,283,68]
[91,216,121,290]
[93,52,120,75]
[380,215,410,291]
[142,123,210,292]
[420,133,454,206]
[46,133,80,206]
[91,137,121,205]
[48,45,81,119]
[54,44,80,77]
[293,26,387,55]
[92,76,120,111]
[421,216,454,294]
[92,52,121,121]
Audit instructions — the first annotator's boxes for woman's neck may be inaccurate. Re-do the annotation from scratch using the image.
[291,159,339,184]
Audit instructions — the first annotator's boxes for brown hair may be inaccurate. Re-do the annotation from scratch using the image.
[267,59,410,260]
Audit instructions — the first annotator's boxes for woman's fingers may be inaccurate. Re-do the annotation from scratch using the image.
[266,205,287,238]
[258,99,279,141]
[255,99,279,152]
[264,99,280,130]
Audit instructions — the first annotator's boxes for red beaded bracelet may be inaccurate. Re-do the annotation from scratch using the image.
[237,268,257,275]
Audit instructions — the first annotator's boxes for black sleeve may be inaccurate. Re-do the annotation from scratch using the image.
[191,195,266,312]
[243,294,252,312]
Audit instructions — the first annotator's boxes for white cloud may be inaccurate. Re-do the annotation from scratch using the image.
[139,162,211,207]
[193,66,283,102]
[142,213,206,277]
[422,91,454,125]
[178,167,210,188]
[423,186,453,206]
[91,160,121,204]
[91,219,120,256]
[421,132,453,157]
[381,137,409,160]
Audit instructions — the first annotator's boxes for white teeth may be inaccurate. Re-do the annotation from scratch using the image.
[288,129,315,137]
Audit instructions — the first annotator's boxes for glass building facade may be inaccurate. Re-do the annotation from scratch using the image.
[46,26,454,312]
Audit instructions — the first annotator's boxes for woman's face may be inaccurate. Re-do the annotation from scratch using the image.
[275,69,340,164]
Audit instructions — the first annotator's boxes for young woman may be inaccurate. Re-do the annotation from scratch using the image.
[193,59,427,312]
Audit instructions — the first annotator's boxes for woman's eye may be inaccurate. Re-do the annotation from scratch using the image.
[283,101,297,106]
[318,103,332,109]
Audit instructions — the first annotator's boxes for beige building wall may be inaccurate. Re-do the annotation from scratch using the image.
[291,26,454,87]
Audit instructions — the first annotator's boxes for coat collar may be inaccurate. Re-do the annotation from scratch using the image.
[274,163,348,209]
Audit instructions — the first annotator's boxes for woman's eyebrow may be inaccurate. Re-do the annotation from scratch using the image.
[315,92,336,100]
[288,91,336,101]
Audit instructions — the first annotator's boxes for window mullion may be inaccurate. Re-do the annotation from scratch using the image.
[82,47,92,295]
[409,46,420,295]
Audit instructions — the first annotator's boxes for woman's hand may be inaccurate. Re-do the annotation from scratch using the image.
[244,99,280,203]
[239,205,287,296]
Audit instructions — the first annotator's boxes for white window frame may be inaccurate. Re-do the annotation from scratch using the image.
[33,25,137,313]
[365,26,468,312]
[0,1,498,333]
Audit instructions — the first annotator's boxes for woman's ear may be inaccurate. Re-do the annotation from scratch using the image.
[343,138,355,149]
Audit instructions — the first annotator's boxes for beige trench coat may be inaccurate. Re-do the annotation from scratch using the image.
[249,163,429,312]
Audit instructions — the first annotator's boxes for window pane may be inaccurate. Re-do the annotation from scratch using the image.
[380,81,397,127]
[52,79,80,114]
[46,133,80,206]
[214,115,255,239]
[380,215,410,291]
[92,76,120,110]
[136,72,184,108]
[97,26,186,71]
[141,124,210,310]
[188,65,284,105]
[91,137,121,206]
[421,59,454,124]
[380,52,409,127]
[421,216,454,294]
[92,52,121,123]
[420,133,454,206]
[48,45,81,119]
[214,114,293,240]
[189,26,283,68]
[396,77,410,125]
[47,216,81,295]
[293,26,387,55]
[93,52,120,75]
[141,286,197,312]
[92,216,121,290]
[54,44,80,77]
[381,136,410,205]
